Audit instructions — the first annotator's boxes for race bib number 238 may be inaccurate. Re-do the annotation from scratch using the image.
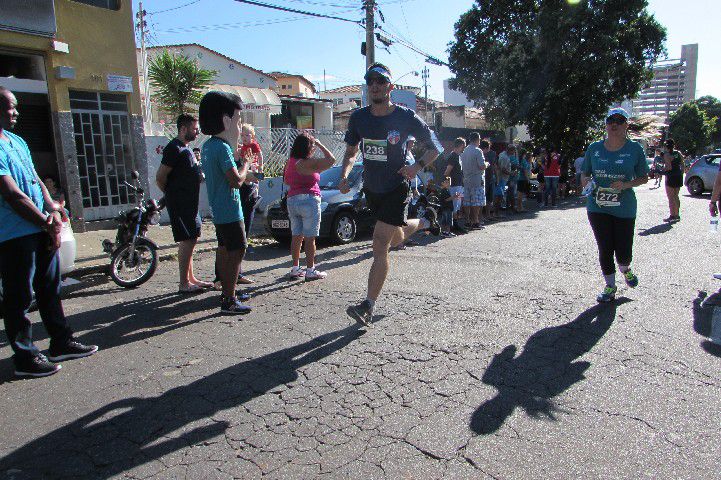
[362,139,388,162]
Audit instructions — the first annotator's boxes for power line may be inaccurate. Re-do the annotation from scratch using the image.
[155,16,315,34]
[148,0,203,15]
[232,0,362,24]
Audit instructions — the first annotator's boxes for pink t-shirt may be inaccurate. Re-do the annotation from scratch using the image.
[284,157,320,197]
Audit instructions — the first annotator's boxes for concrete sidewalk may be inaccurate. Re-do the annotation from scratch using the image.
[71,218,269,276]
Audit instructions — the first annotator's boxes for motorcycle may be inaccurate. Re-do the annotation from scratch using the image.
[102,170,164,288]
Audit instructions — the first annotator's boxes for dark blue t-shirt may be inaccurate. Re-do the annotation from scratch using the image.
[344,105,442,194]
[161,138,202,211]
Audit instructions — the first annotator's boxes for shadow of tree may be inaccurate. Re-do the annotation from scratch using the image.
[0,323,369,479]
[470,300,628,435]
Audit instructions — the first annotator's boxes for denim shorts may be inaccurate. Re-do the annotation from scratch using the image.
[495,179,508,197]
[287,194,321,237]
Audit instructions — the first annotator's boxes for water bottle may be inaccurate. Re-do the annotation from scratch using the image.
[581,179,596,197]
[710,215,719,233]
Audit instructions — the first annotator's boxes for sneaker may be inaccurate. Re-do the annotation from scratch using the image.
[596,285,617,303]
[47,338,98,362]
[422,207,441,236]
[288,266,305,279]
[305,268,327,280]
[663,216,674,223]
[14,354,61,378]
[622,269,638,288]
[237,291,251,301]
[346,300,373,326]
[713,273,721,280]
[220,295,252,315]
[670,215,681,223]
[442,231,455,237]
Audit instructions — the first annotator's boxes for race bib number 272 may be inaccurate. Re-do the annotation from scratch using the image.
[362,139,388,162]
[595,187,621,207]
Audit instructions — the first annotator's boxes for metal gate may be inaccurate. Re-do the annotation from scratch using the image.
[70,91,136,221]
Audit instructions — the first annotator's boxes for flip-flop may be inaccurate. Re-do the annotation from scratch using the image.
[178,284,205,294]
[237,275,254,285]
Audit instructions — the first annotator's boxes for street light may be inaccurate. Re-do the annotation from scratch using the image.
[395,70,419,84]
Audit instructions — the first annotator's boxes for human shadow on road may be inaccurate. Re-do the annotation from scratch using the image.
[470,299,628,435]
[691,290,721,357]
[0,323,368,479]
[638,223,674,236]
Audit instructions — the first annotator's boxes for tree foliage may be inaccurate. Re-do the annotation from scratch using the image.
[694,95,721,146]
[668,102,715,155]
[147,50,217,118]
[448,0,666,156]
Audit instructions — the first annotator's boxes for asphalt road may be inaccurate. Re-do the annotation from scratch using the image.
[0,185,719,479]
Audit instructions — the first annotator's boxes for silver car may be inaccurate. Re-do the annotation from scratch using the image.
[685,154,721,196]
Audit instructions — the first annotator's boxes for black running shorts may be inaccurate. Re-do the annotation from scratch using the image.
[214,221,247,252]
[364,182,410,227]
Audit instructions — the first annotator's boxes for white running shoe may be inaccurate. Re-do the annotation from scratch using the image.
[288,266,305,279]
[305,268,327,280]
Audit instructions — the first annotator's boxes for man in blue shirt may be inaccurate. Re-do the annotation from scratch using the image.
[199,91,252,314]
[339,63,444,326]
[0,87,97,377]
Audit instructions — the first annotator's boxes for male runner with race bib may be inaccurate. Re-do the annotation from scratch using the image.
[339,63,444,325]
[582,107,649,303]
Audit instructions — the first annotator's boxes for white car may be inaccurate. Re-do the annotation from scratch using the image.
[0,219,77,314]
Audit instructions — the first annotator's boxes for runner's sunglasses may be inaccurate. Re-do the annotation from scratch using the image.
[606,115,627,125]
[366,76,390,86]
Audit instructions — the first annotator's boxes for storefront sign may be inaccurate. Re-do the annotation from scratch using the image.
[107,75,133,93]
[243,104,272,111]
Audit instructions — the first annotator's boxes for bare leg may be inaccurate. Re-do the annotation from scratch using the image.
[368,221,401,301]
[390,219,422,248]
[177,239,196,288]
[218,246,243,298]
[304,237,316,268]
[290,235,304,267]
[665,185,674,216]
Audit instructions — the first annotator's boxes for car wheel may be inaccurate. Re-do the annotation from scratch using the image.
[331,211,357,244]
[687,177,704,196]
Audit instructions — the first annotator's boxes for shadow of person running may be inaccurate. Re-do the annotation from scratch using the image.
[470,299,629,435]
[691,290,721,357]
[0,323,369,479]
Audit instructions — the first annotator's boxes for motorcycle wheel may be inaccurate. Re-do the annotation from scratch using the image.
[109,242,158,288]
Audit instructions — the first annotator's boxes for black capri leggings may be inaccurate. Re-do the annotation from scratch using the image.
[587,212,636,275]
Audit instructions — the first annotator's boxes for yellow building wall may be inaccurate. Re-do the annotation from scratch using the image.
[0,0,142,115]
[276,77,315,97]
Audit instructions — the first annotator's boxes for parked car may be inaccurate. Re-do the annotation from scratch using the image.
[0,219,77,315]
[266,163,427,244]
[685,154,721,195]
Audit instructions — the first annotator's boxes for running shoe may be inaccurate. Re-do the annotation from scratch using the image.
[14,354,61,378]
[305,268,327,280]
[596,285,617,303]
[622,269,638,288]
[714,273,721,280]
[670,215,681,223]
[288,266,305,279]
[422,208,441,236]
[47,338,98,362]
[346,300,373,326]
[220,295,252,314]
[442,231,456,237]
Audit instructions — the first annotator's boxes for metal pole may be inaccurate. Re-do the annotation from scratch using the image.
[422,66,429,123]
[365,0,375,69]
[137,3,150,127]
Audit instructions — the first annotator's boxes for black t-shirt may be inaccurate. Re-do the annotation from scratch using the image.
[161,138,202,209]
[446,152,463,188]
[344,105,443,194]
[437,188,453,211]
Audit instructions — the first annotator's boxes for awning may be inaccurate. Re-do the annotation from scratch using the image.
[206,84,282,115]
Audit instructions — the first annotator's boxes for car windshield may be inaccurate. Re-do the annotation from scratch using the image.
[319,165,362,190]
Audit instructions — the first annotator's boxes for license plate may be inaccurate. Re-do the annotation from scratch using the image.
[271,219,289,229]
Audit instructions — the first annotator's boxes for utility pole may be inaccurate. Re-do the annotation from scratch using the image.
[136,3,150,127]
[323,69,327,91]
[364,0,375,69]
[421,66,429,123]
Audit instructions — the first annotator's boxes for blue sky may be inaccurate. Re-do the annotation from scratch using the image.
[133,0,720,102]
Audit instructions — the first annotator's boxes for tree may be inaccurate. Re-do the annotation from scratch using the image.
[448,0,666,155]
[668,102,715,155]
[147,49,217,118]
[694,96,721,146]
